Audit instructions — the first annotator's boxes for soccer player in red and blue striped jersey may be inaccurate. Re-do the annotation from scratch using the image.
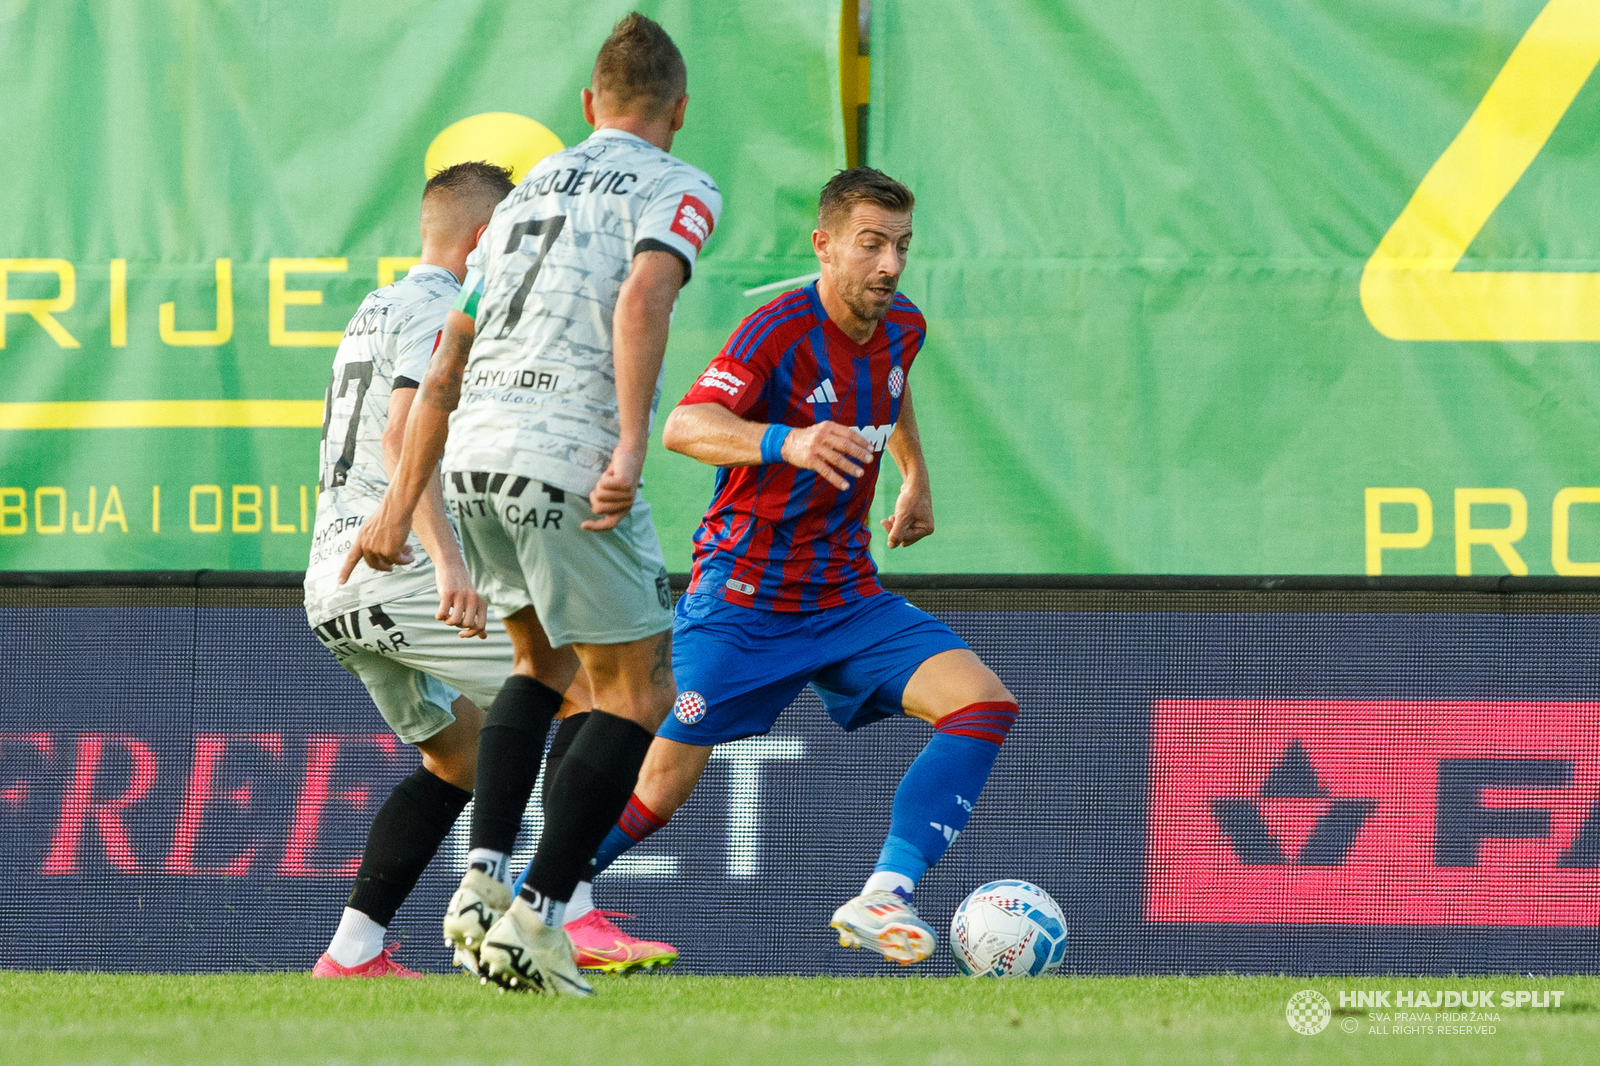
[576,168,1021,966]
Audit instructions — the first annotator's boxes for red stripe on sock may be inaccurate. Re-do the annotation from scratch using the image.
[617,794,667,843]
[934,701,1018,745]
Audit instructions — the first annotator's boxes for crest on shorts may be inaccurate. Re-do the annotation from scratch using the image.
[887,366,905,398]
[674,690,708,725]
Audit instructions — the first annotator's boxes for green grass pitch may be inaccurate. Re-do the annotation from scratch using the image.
[1,972,1594,1065]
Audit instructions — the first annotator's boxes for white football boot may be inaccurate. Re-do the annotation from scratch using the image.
[830,891,938,966]
[442,867,511,975]
[477,898,595,997]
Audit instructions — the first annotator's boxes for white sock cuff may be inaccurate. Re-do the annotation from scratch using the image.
[565,880,595,923]
[467,848,511,885]
[326,907,387,968]
[863,871,917,900]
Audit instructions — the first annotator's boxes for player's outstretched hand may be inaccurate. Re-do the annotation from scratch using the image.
[584,445,645,531]
[435,562,488,639]
[339,497,414,583]
[882,476,935,548]
[781,421,873,491]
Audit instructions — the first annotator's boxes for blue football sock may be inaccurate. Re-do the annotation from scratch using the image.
[591,823,637,876]
[872,702,1017,898]
[513,794,665,892]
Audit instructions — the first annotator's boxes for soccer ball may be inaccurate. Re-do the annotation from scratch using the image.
[949,880,1068,977]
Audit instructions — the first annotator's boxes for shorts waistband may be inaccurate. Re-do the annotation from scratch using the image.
[446,471,568,502]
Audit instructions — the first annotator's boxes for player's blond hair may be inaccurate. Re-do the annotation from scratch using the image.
[592,12,686,118]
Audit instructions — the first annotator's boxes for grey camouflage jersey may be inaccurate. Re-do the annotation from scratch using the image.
[304,264,461,623]
[444,127,722,495]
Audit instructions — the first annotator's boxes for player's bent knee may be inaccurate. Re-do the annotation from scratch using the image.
[415,700,483,790]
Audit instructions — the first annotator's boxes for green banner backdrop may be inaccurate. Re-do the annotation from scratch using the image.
[870,0,1600,576]
[4,0,1600,576]
[0,0,842,570]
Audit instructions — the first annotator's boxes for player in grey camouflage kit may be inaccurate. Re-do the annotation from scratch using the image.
[346,13,720,995]
[306,163,515,977]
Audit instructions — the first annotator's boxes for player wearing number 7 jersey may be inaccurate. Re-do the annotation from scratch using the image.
[303,162,516,978]
[346,13,721,995]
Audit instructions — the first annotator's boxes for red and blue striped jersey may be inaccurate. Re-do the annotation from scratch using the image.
[678,283,926,611]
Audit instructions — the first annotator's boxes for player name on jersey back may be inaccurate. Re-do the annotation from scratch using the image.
[443,127,723,497]
[304,265,461,623]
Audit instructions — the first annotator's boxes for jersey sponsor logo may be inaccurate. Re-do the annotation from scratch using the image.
[695,367,747,397]
[888,366,905,398]
[805,379,839,405]
[467,368,562,392]
[673,690,708,725]
[855,423,896,453]
[310,513,364,546]
[1147,698,1600,925]
[670,193,713,251]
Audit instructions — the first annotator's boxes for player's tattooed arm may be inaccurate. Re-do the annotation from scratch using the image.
[663,402,873,492]
[340,309,475,584]
[420,310,473,413]
[881,384,934,548]
[588,251,684,531]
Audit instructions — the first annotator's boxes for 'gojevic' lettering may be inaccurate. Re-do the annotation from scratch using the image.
[507,168,638,205]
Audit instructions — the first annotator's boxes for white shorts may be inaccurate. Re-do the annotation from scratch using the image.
[445,470,673,648]
[309,592,514,744]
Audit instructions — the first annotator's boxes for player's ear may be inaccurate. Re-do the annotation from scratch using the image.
[471,221,490,247]
[581,87,597,127]
[812,227,830,263]
[668,94,688,133]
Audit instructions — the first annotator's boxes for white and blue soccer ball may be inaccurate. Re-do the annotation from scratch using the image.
[950,880,1068,977]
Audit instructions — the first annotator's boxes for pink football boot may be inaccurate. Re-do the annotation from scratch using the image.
[312,942,424,978]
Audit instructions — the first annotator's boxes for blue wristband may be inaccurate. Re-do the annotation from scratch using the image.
[760,424,792,465]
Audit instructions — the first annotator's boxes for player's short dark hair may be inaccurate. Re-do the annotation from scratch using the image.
[592,12,686,117]
[817,168,915,231]
[423,160,515,201]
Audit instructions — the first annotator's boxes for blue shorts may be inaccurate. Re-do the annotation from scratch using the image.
[658,591,969,746]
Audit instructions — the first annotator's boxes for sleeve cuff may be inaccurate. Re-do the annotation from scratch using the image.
[634,238,693,283]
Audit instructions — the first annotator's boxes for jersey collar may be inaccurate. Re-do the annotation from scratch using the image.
[807,281,879,352]
[587,126,656,151]
[407,262,459,284]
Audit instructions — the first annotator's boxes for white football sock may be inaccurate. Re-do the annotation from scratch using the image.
[326,907,386,968]
[863,871,916,901]
[467,848,511,885]
[518,887,566,928]
[565,880,595,923]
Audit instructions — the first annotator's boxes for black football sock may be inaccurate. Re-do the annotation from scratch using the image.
[522,709,654,911]
[541,711,591,810]
[348,767,472,926]
[469,674,563,855]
